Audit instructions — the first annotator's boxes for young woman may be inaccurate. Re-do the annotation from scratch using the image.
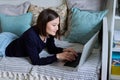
[5,9,77,65]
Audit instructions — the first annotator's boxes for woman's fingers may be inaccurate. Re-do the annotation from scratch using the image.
[66,53,75,61]
[63,48,78,57]
[56,52,76,61]
[65,52,77,61]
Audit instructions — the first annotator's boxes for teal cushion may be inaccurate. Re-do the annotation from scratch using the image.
[0,12,32,36]
[64,8,108,44]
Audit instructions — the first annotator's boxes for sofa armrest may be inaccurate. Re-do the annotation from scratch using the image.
[101,17,108,80]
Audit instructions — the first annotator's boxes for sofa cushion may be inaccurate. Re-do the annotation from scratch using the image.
[0,12,33,36]
[28,3,67,34]
[64,7,108,44]
[66,0,107,11]
[0,1,30,16]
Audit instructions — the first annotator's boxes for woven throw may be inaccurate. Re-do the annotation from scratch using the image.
[30,50,101,80]
[0,39,101,80]
[0,57,33,80]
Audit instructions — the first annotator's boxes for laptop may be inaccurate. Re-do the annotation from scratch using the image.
[64,31,99,68]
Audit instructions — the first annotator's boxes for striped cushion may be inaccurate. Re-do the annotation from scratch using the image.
[0,32,18,57]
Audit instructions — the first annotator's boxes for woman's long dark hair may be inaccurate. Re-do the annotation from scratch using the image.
[34,8,61,38]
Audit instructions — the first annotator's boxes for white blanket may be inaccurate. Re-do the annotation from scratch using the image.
[0,34,101,80]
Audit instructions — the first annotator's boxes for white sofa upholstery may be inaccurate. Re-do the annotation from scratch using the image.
[0,17,108,80]
[0,0,108,80]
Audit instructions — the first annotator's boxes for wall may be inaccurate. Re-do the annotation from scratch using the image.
[0,0,64,7]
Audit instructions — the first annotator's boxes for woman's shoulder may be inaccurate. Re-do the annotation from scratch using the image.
[23,27,36,35]
[48,35,54,39]
[47,35,55,42]
[20,27,38,39]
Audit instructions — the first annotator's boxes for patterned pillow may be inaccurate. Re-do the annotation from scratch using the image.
[0,1,30,16]
[66,0,107,11]
[28,4,67,34]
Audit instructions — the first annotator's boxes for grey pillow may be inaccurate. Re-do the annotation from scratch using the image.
[0,1,30,16]
[66,0,107,11]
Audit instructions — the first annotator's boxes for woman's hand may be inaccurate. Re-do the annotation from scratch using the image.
[63,48,77,57]
[56,51,77,62]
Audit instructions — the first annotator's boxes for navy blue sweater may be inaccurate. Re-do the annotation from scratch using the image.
[5,27,63,65]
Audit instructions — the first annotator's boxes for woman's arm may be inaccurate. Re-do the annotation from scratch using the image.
[46,36,63,54]
[46,36,78,62]
[24,34,58,65]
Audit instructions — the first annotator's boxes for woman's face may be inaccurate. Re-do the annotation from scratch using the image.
[46,17,59,36]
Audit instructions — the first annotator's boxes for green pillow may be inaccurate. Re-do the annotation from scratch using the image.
[0,12,32,36]
[64,8,108,44]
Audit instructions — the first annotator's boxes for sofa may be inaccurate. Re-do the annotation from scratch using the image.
[0,0,108,80]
